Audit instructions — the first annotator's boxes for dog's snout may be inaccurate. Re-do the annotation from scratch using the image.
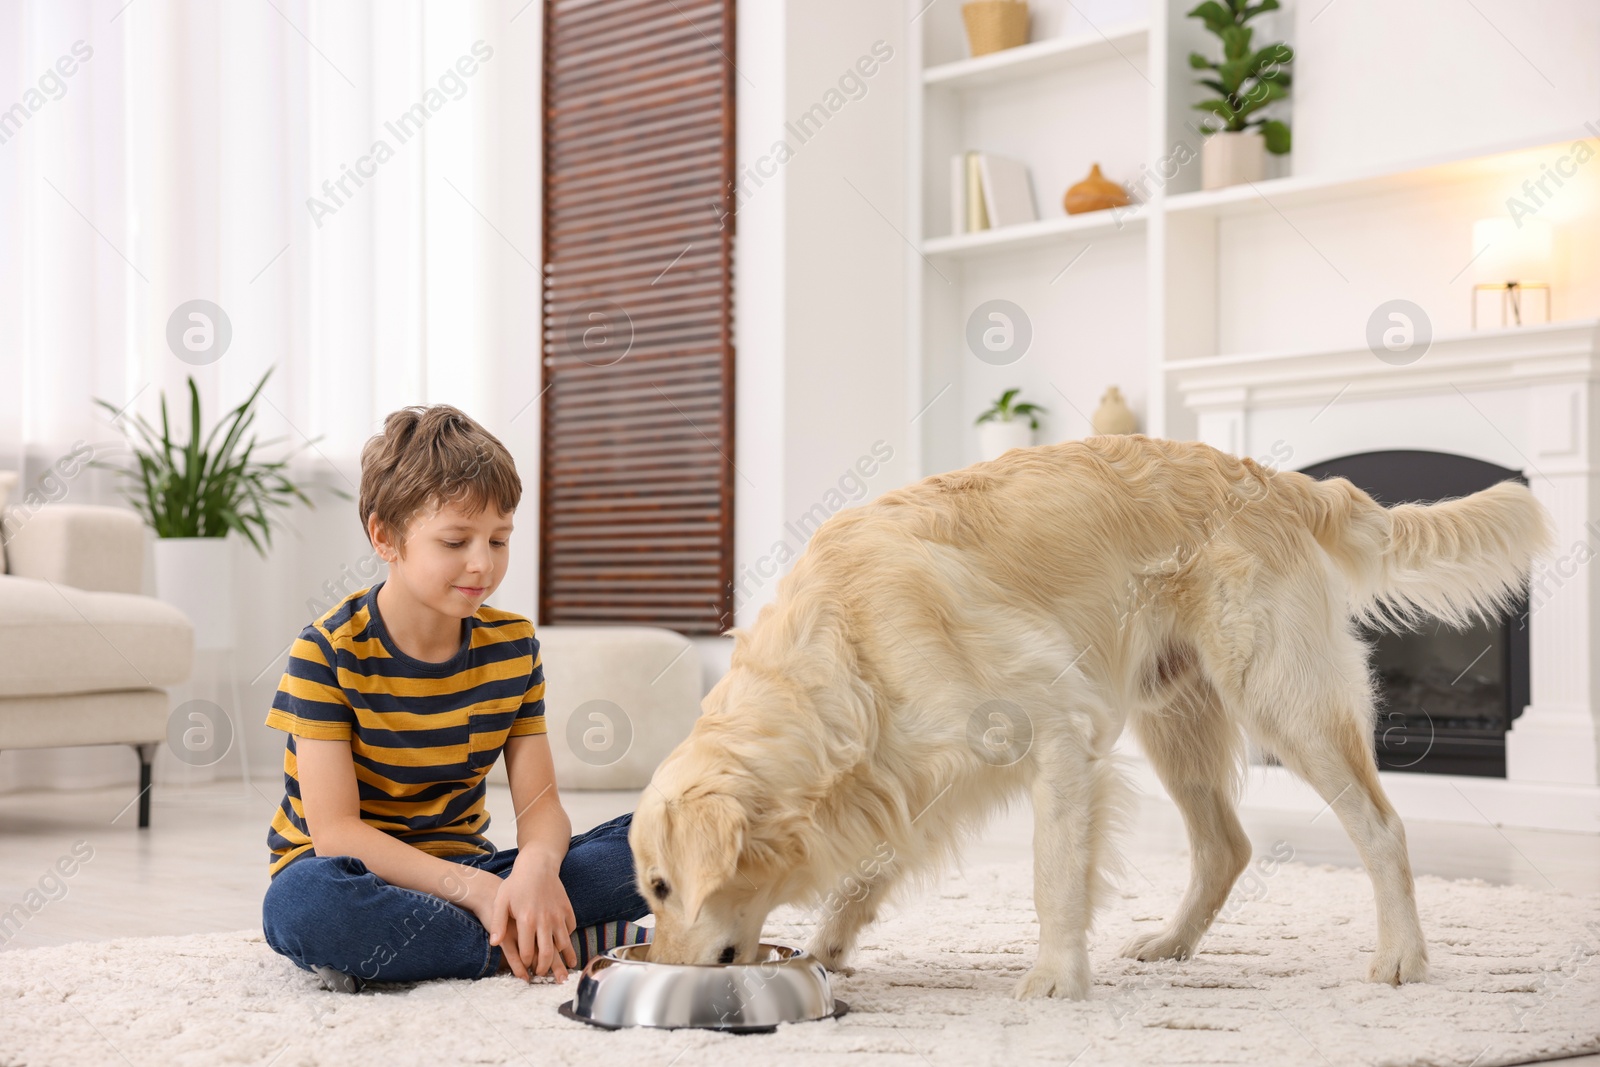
[718,945,737,965]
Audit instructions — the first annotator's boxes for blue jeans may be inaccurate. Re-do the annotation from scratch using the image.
[262,812,649,982]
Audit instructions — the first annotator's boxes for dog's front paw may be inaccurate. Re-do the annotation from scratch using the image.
[1013,960,1089,1000]
[804,939,856,976]
[1119,929,1196,963]
[1367,940,1429,985]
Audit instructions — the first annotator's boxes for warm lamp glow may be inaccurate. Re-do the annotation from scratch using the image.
[1472,216,1554,285]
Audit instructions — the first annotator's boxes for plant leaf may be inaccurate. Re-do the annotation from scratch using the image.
[1246,42,1293,80]
[1220,24,1252,61]
[1259,118,1291,154]
[1233,79,1287,120]
[1186,0,1234,35]
[184,377,205,534]
[1192,99,1238,121]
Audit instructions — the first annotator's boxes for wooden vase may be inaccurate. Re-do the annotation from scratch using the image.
[1063,163,1131,215]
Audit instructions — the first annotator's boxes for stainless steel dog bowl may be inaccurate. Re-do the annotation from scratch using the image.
[558,942,849,1033]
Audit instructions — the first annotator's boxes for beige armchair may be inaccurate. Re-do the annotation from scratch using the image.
[0,481,194,828]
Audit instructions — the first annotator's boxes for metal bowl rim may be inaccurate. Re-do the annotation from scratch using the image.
[592,941,814,972]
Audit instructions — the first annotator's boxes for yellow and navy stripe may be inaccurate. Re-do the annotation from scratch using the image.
[263,582,546,878]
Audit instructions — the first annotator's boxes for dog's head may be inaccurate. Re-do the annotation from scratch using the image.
[630,667,825,965]
[630,761,784,965]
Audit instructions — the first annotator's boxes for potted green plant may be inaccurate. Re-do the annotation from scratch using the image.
[1187,0,1293,190]
[975,387,1046,460]
[91,367,346,650]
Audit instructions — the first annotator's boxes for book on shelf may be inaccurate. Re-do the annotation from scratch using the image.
[950,151,1038,236]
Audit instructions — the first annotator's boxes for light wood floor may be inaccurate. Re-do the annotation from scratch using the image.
[1,779,1596,1064]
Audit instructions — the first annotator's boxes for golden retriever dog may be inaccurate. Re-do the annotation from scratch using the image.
[630,434,1554,999]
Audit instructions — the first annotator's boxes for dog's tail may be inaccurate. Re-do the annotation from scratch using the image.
[1277,472,1556,633]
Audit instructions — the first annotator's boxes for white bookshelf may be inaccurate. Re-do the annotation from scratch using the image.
[921,209,1145,261]
[922,20,1150,89]
[905,0,1600,481]
[1162,130,1591,219]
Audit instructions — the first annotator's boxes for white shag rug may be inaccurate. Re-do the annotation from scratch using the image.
[2,858,1597,1067]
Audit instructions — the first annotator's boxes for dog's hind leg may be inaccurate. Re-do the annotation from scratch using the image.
[1249,693,1428,984]
[1194,568,1429,985]
[1121,669,1251,963]
[1015,717,1125,1000]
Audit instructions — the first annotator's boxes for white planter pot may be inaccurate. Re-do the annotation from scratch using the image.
[978,419,1035,461]
[153,537,235,651]
[1201,129,1267,190]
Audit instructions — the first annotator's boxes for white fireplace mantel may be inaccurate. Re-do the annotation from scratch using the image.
[1170,318,1600,461]
[1168,318,1600,831]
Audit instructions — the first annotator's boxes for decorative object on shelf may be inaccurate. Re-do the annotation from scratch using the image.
[1090,386,1138,435]
[975,387,1046,460]
[1201,131,1265,190]
[961,0,1029,58]
[1063,163,1131,215]
[90,367,348,649]
[1188,0,1293,190]
[1470,216,1554,328]
[951,151,1037,234]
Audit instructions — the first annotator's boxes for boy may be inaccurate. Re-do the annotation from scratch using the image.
[261,405,650,992]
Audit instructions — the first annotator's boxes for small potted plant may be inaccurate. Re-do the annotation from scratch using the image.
[975,388,1046,461]
[1188,0,1293,190]
[91,367,346,650]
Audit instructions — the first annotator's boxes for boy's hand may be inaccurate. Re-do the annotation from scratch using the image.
[490,855,578,982]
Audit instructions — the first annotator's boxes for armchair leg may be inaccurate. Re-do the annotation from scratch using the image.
[133,743,158,829]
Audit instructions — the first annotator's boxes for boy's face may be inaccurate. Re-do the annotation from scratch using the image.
[375,495,513,614]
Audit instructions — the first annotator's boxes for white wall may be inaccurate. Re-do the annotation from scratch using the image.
[1288,0,1600,179]
[724,0,788,643]
[725,1,916,627]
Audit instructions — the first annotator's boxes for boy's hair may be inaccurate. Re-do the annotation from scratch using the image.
[358,405,522,553]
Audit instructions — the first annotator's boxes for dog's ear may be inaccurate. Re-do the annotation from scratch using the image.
[674,790,746,923]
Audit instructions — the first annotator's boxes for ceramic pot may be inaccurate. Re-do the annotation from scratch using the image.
[1201,129,1266,190]
[1091,386,1138,435]
[978,419,1034,461]
[153,537,234,651]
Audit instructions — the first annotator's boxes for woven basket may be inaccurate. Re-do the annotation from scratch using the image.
[961,1,1029,57]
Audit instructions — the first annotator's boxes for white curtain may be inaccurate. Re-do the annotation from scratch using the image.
[0,0,545,793]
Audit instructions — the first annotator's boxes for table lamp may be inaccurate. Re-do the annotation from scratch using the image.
[1471,216,1553,328]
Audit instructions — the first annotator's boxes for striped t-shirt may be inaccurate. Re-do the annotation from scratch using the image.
[263,581,546,878]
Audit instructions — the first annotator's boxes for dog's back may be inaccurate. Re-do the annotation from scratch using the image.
[798,433,1550,665]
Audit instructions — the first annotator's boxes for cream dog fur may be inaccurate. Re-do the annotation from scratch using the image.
[630,434,1555,1000]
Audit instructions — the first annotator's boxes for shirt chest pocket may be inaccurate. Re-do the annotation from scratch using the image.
[467,697,523,757]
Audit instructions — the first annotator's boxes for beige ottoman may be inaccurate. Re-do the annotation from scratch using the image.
[531,625,703,790]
